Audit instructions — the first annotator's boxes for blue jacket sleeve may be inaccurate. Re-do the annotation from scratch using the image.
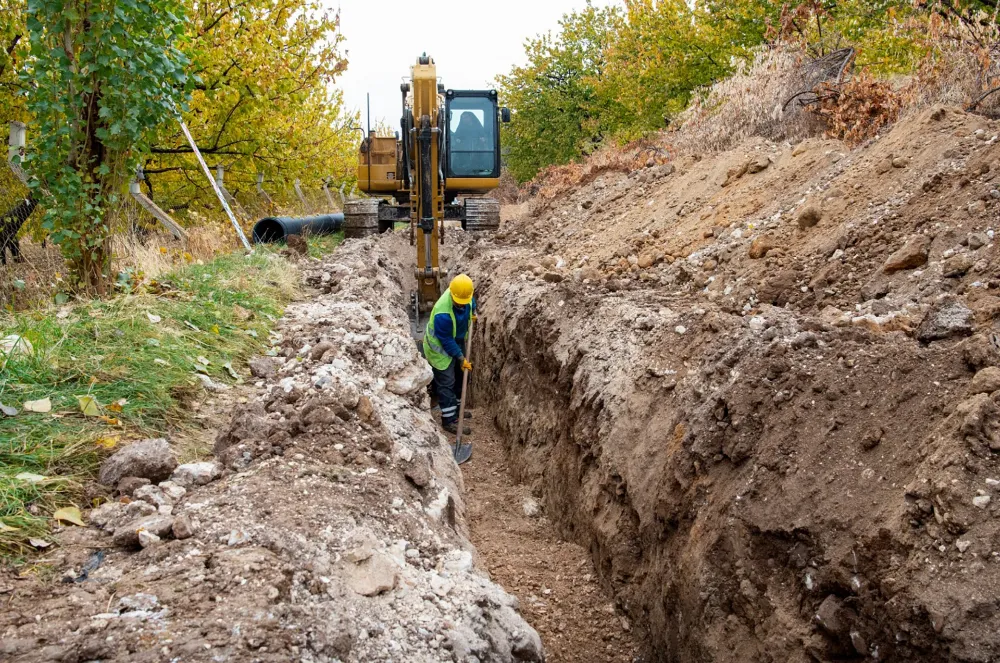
[434,312,464,358]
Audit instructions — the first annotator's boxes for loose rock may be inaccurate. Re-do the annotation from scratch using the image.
[917,297,974,342]
[749,236,778,259]
[172,515,195,540]
[943,253,974,277]
[170,461,222,488]
[797,206,822,230]
[883,235,930,273]
[116,476,150,497]
[969,367,1000,395]
[99,438,177,487]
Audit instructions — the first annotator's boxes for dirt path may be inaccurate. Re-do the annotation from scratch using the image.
[461,408,645,663]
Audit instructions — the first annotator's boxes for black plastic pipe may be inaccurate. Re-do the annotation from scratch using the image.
[252,214,344,244]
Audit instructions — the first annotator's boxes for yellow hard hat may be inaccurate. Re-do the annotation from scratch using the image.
[450,274,474,305]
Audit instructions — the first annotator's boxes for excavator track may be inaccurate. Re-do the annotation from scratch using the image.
[463,197,500,232]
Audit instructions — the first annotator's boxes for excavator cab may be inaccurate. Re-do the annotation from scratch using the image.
[445,91,502,189]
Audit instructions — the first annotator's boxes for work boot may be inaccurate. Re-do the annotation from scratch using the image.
[443,421,458,434]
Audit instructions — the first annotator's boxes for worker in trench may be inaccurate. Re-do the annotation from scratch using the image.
[423,274,476,434]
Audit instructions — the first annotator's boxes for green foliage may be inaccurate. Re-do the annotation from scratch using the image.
[497,2,623,182]
[499,0,953,182]
[21,0,190,291]
[1,0,357,260]
[602,0,733,140]
[144,0,357,213]
[0,249,295,560]
[0,0,28,121]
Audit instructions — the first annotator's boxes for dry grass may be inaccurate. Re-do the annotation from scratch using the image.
[525,137,672,200]
[672,46,824,154]
[905,40,1000,118]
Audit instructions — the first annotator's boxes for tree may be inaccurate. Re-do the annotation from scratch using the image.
[0,0,28,122]
[21,0,190,291]
[497,2,623,182]
[142,0,356,212]
[600,0,734,139]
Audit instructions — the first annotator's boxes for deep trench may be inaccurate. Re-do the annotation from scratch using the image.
[386,233,647,660]
[391,230,960,663]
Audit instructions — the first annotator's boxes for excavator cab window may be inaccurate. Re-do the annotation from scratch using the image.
[445,91,500,179]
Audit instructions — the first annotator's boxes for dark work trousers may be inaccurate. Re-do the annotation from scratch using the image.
[432,356,464,426]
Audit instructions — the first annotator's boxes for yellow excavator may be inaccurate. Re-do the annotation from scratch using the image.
[346,53,509,338]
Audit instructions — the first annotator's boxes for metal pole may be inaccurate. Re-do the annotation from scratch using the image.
[178,119,252,251]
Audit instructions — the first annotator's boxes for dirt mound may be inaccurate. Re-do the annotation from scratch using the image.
[0,239,542,663]
[458,106,1000,661]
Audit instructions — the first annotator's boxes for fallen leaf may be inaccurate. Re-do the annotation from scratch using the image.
[1,335,33,358]
[23,398,52,413]
[223,361,240,380]
[53,506,86,527]
[99,416,120,426]
[210,324,220,334]
[95,435,119,449]
[76,395,101,417]
[153,358,170,366]
[15,472,46,483]
[194,364,209,375]
[147,312,161,324]
[245,329,258,338]
[0,521,19,532]
[0,403,17,417]
[196,356,210,366]
[28,538,51,549]
[107,401,124,413]
[146,338,160,347]
[184,321,200,332]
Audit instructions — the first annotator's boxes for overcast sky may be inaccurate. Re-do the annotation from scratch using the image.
[332,0,618,129]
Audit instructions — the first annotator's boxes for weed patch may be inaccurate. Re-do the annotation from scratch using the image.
[0,249,301,560]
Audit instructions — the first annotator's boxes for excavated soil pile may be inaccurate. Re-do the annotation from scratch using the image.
[0,241,542,663]
[446,106,1000,662]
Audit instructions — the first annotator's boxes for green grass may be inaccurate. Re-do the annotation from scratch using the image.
[305,231,344,258]
[0,244,319,561]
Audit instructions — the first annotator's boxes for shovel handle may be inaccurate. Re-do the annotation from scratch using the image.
[454,317,474,456]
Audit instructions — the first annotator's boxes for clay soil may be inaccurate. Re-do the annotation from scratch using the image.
[462,407,645,663]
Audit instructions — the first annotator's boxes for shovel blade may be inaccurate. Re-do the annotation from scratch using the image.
[452,442,473,465]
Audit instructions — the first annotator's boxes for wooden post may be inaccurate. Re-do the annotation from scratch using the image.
[255,172,275,209]
[294,178,313,215]
[129,181,189,241]
[322,178,337,210]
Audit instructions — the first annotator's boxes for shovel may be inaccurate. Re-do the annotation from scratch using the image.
[453,317,475,465]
